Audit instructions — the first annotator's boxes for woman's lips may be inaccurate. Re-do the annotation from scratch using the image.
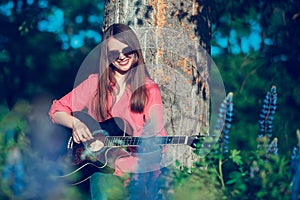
[118,59,129,66]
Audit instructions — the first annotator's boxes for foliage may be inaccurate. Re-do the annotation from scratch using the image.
[0,0,104,109]
[211,0,300,155]
[0,100,30,199]
[170,86,292,199]
[0,99,88,199]
[0,1,104,198]
[170,161,226,200]
[0,0,299,199]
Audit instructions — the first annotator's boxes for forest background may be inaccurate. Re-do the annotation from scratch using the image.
[0,0,299,199]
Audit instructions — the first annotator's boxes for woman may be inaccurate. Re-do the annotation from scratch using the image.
[49,23,166,199]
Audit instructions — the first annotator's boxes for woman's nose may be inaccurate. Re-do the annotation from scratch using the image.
[118,52,126,59]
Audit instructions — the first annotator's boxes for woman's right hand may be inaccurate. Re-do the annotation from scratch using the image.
[72,118,94,144]
[53,111,94,144]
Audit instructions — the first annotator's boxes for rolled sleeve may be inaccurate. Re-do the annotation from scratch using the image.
[48,74,98,123]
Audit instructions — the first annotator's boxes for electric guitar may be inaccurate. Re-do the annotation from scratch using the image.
[57,111,202,185]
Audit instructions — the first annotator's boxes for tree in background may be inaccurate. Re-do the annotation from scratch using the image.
[0,0,299,198]
[103,0,214,169]
[101,1,226,198]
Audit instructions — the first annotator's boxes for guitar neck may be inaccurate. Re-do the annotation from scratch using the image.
[104,136,192,147]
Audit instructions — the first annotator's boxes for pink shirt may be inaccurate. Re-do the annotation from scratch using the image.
[49,74,167,175]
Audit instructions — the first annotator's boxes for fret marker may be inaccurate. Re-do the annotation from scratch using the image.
[184,136,188,145]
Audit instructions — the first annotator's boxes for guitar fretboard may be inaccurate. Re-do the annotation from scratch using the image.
[104,136,190,147]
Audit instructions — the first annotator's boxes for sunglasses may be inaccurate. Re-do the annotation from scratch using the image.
[108,46,136,62]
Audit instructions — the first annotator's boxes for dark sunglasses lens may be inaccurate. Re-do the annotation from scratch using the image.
[108,51,119,62]
[123,47,135,56]
[108,47,136,62]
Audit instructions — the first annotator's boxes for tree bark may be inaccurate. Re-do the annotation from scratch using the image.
[103,0,211,169]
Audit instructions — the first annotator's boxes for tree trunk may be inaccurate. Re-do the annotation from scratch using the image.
[103,0,211,169]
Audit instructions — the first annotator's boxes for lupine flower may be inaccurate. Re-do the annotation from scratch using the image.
[292,145,299,161]
[250,160,260,180]
[266,137,278,156]
[215,92,234,153]
[291,130,300,200]
[2,129,25,195]
[257,86,278,155]
[258,85,277,139]
[257,85,278,156]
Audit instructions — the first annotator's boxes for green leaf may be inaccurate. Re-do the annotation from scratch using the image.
[229,149,243,166]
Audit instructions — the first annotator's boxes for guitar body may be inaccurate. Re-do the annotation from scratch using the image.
[58,112,131,185]
[57,111,202,185]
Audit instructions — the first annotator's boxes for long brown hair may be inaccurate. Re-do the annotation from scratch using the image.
[94,24,150,120]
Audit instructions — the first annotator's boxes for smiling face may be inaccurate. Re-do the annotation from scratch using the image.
[107,37,137,76]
